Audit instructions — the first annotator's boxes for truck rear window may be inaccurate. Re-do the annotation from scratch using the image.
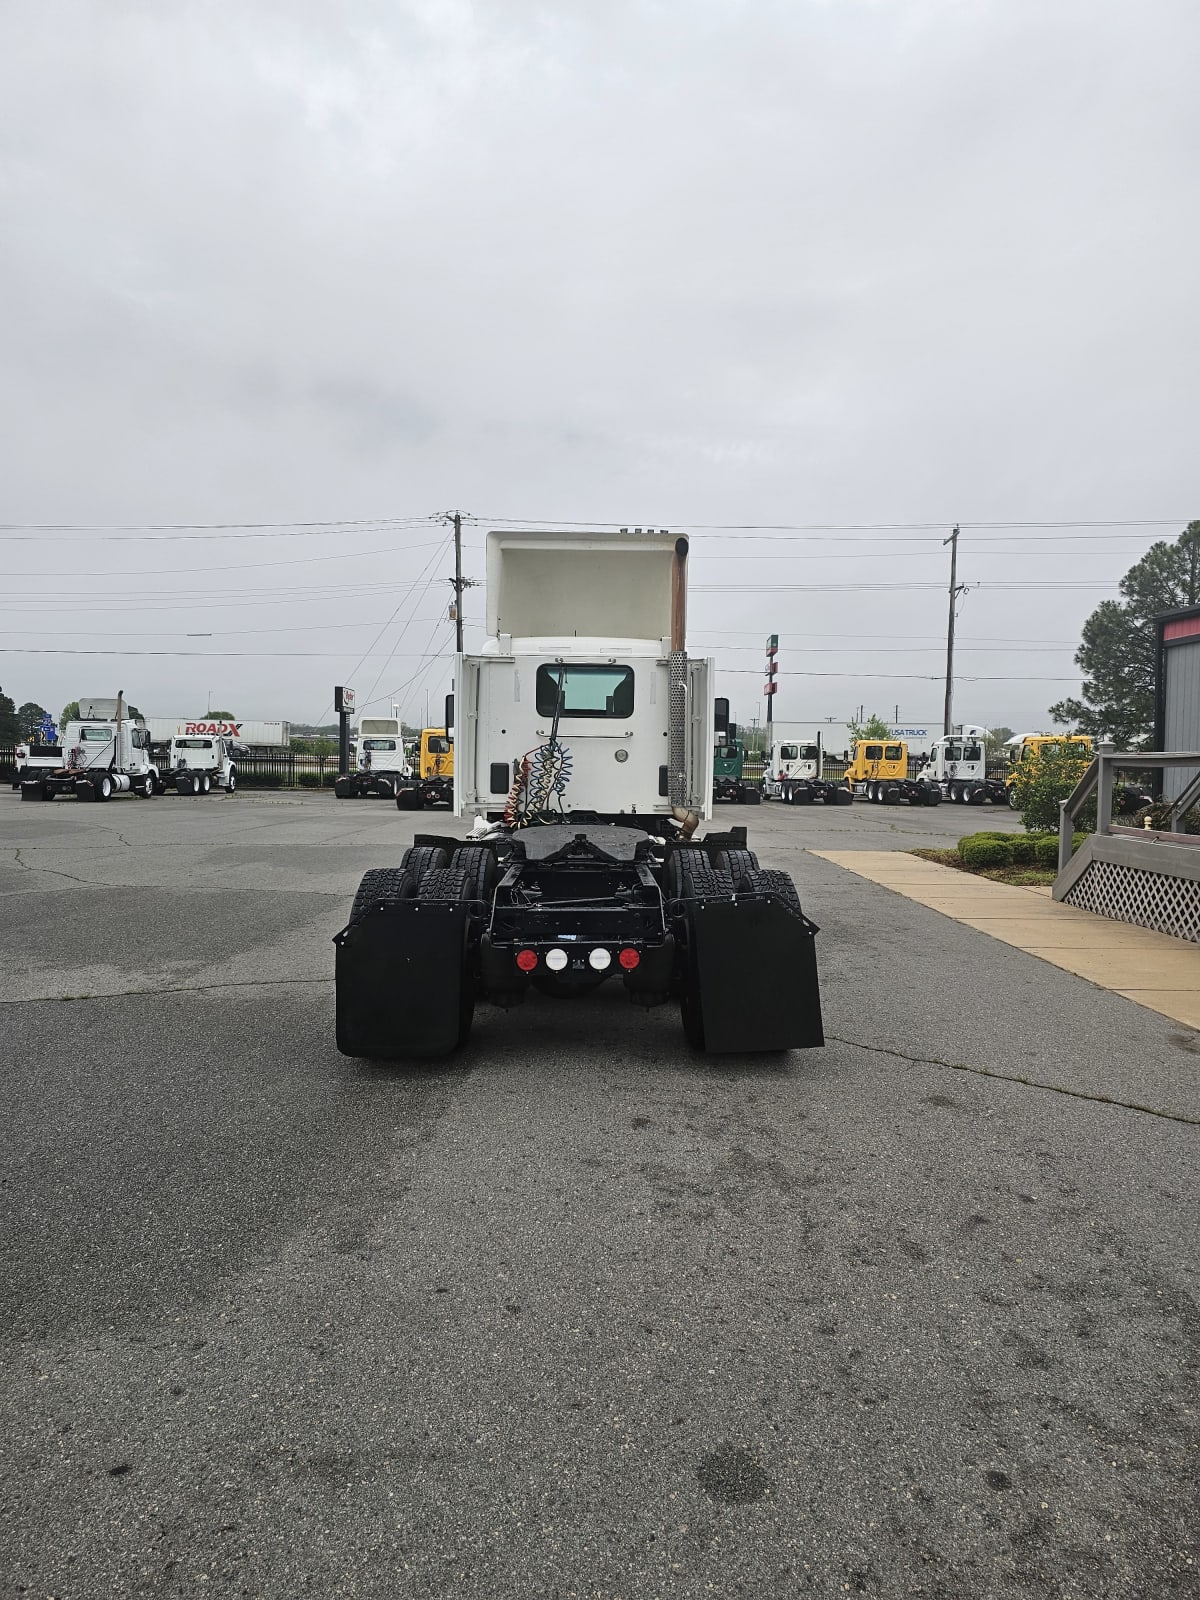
[780,745,799,761]
[363,739,396,751]
[536,664,635,718]
[80,728,113,742]
[173,738,213,749]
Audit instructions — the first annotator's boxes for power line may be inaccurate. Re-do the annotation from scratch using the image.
[8,540,444,578]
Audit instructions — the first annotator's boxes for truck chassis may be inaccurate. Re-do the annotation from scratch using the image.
[334,821,822,1058]
[766,777,852,806]
[850,778,941,806]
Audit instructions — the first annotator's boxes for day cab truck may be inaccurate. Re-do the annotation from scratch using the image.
[394,727,454,810]
[925,733,1007,805]
[335,528,823,1059]
[1004,733,1092,810]
[843,739,940,806]
[335,716,411,799]
[711,715,760,806]
[763,736,852,806]
[12,741,63,790]
[21,693,160,802]
[163,733,237,795]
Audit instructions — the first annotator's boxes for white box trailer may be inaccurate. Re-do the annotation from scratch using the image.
[335,529,824,1060]
[144,718,290,748]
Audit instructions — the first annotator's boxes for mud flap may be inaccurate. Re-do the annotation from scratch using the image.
[335,902,469,1059]
[690,898,823,1052]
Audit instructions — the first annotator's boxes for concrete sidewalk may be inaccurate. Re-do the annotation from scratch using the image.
[814,850,1200,1031]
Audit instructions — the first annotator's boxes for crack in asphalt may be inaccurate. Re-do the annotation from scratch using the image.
[10,849,98,888]
[828,1032,1200,1126]
[0,977,334,1004]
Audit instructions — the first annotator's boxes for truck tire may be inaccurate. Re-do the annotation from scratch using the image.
[740,784,761,806]
[333,776,352,799]
[376,777,395,799]
[134,776,152,798]
[200,773,212,794]
[20,782,44,801]
[415,867,477,1044]
[348,867,418,927]
[735,866,805,917]
[450,845,499,906]
[226,771,237,793]
[96,775,113,802]
[400,845,449,888]
[715,847,759,883]
[834,786,853,806]
[1008,788,1021,810]
[396,788,422,811]
[923,785,941,806]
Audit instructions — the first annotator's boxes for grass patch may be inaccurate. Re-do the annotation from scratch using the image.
[910,847,1056,886]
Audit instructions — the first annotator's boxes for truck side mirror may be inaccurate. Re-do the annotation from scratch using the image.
[714,697,729,737]
[727,722,738,744]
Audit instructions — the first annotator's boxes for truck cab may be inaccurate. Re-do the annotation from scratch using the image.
[337,528,823,1060]
[24,694,160,801]
[166,733,237,795]
[843,739,940,807]
[926,733,1007,805]
[1004,732,1094,810]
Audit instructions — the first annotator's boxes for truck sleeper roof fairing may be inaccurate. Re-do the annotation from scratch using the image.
[485,529,679,643]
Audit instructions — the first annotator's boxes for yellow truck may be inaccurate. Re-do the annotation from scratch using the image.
[1003,733,1092,811]
[396,727,454,810]
[843,739,940,806]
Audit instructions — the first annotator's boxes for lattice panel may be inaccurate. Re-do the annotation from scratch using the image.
[1065,860,1200,944]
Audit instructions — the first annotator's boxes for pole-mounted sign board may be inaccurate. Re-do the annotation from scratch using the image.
[335,686,355,714]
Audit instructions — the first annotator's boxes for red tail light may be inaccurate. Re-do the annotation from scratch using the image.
[618,948,640,970]
[515,949,538,972]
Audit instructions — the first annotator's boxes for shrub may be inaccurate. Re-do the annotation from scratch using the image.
[1034,836,1060,868]
[298,772,321,787]
[1008,742,1094,832]
[1133,802,1200,834]
[958,835,1013,869]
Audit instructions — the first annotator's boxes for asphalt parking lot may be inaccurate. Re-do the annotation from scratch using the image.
[1,788,1196,1598]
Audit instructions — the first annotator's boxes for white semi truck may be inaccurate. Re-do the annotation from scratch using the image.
[163,733,238,795]
[334,716,411,799]
[762,735,852,806]
[335,529,824,1058]
[924,732,1007,805]
[21,694,160,802]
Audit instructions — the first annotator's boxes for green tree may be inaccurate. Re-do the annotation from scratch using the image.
[60,700,81,727]
[985,725,1014,757]
[1049,520,1200,748]
[206,709,235,719]
[0,687,20,744]
[1009,741,1094,832]
[16,701,50,740]
[848,712,893,742]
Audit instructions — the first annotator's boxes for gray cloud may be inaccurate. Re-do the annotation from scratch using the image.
[2,0,1197,730]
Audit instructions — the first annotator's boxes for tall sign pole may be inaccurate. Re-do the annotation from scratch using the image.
[765,634,779,745]
[943,526,963,736]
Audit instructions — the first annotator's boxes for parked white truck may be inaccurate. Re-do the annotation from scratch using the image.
[163,733,238,795]
[762,735,852,806]
[12,741,64,790]
[334,716,411,799]
[334,529,824,1059]
[21,694,160,801]
[924,732,1007,805]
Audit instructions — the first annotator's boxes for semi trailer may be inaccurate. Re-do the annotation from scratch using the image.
[21,694,160,801]
[335,529,823,1058]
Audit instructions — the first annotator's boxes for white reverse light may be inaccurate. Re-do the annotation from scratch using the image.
[588,948,612,971]
[545,948,569,971]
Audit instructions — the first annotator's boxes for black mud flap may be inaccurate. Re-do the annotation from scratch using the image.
[335,902,469,1059]
[690,899,823,1052]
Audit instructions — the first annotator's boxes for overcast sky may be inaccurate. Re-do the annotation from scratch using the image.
[2,0,1197,735]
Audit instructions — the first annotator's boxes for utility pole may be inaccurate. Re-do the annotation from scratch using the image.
[453,511,464,654]
[943,525,964,736]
